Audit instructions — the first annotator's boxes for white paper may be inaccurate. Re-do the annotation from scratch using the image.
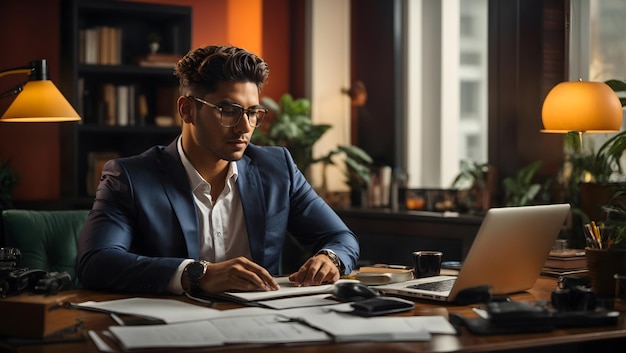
[213,301,354,319]
[210,314,331,344]
[101,299,455,349]
[77,297,221,323]
[221,278,355,302]
[258,293,339,309]
[108,314,332,349]
[301,311,457,342]
[108,320,225,349]
[87,330,116,353]
[402,316,459,334]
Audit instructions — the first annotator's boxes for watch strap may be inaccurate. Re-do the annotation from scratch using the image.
[184,260,208,293]
[316,249,345,274]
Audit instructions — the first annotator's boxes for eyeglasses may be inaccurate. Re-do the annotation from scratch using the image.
[187,96,268,128]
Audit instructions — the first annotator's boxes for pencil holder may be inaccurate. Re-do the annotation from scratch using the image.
[585,248,626,298]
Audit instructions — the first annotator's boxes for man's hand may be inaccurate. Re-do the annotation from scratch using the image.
[288,254,340,286]
[198,257,280,293]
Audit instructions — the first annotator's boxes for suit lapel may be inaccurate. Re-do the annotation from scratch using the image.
[237,154,266,264]
[159,140,200,259]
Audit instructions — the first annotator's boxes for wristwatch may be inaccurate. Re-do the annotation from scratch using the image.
[316,249,345,274]
[184,260,208,293]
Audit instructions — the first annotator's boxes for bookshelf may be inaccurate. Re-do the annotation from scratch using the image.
[59,0,191,198]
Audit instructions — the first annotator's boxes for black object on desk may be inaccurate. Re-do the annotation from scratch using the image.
[332,281,380,302]
[452,300,620,335]
[349,296,415,317]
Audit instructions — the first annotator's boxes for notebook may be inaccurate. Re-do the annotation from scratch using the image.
[376,204,571,302]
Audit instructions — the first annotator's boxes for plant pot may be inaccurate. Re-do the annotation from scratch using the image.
[585,247,626,298]
[350,189,368,208]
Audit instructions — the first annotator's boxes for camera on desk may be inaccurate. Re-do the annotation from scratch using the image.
[0,247,72,297]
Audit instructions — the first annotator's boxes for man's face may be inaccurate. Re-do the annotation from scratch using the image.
[185,81,261,162]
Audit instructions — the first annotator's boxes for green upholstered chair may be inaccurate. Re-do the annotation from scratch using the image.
[1,209,89,288]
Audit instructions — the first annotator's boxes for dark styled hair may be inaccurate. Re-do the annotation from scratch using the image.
[174,45,269,94]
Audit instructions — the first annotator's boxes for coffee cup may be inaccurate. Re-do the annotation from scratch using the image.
[412,251,442,278]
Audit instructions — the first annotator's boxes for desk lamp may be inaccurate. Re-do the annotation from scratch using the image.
[542,80,623,187]
[541,80,623,150]
[0,59,80,122]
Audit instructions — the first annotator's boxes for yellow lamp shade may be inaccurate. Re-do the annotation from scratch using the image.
[1,80,80,122]
[541,81,623,133]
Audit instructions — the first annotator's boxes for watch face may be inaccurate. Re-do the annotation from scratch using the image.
[187,262,206,280]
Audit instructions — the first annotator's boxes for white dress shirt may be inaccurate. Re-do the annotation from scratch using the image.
[167,137,251,294]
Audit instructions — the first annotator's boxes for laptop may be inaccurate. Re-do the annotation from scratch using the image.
[376,203,571,302]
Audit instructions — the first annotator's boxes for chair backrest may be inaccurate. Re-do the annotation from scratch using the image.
[1,209,89,288]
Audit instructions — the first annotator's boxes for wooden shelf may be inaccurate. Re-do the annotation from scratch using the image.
[59,0,191,198]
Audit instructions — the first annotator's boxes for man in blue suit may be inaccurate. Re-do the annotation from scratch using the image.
[77,45,360,295]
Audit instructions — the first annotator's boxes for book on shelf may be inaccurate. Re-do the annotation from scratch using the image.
[116,85,129,126]
[101,83,116,126]
[135,53,181,68]
[79,26,122,65]
[98,83,138,126]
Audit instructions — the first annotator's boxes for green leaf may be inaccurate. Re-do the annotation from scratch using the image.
[337,145,374,164]
[253,92,373,189]
[261,96,281,113]
[605,79,626,94]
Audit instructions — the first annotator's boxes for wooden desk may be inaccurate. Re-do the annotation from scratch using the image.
[3,277,626,353]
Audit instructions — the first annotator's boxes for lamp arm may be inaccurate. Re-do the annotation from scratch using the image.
[0,67,33,78]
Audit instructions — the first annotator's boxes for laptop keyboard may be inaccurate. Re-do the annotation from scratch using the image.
[406,278,456,292]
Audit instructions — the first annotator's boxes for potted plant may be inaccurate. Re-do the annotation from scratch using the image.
[584,187,626,298]
[253,93,373,196]
[501,160,552,207]
[558,79,626,222]
[253,94,331,173]
[452,161,489,212]
[315,145,373,191]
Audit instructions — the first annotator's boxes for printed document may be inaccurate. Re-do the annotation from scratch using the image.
[76,297,221,323]
[220,277,358,302]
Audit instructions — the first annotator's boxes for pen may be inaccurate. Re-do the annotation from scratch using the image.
[583,224,596,248]
[591,221,602,249]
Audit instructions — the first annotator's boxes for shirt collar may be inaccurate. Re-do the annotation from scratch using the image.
[176,136,238,191]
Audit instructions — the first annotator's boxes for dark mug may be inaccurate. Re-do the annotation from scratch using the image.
[412,251,442,278]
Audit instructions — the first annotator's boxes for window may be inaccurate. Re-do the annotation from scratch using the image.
[405,0,488,188]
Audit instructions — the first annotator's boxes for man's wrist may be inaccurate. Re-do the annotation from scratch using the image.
[316,249,345,274]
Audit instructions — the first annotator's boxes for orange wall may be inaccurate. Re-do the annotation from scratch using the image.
[0,0,292,202]
[130,0,290,100]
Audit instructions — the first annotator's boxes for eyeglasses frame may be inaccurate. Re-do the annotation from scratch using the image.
[186,95,267,128]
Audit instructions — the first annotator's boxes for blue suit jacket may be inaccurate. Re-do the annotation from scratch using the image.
[77,140,360,294]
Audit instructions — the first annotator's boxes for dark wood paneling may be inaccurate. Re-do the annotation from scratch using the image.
[350,0,396,167]
[488,0,566,203]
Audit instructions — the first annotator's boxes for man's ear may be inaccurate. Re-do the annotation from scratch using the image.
[178,96,193,123]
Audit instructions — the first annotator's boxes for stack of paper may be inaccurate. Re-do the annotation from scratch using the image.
[103,310,455,349]
[81,296,457,350]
